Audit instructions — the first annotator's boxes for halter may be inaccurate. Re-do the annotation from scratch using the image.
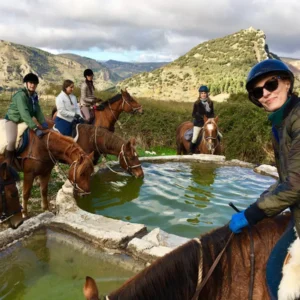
[0,174,22,224]
[118,144,141,175]
[202,120,219,154]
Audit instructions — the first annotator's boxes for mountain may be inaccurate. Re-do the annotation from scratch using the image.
[118,27,300,101]
[0,40,116,92]
[58,53,122,82]
[280,57,300,76]
[103,60,168,79]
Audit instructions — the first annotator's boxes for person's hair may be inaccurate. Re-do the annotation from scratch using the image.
[62,79,74,92]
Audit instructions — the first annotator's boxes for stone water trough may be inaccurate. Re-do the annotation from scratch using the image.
[0,154,278,265]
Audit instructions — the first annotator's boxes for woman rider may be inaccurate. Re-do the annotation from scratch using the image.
[79,69,102,123]
[189,85,215,154]
[54,79,84,137]
[229,59,300,299]
[5,73,48,166]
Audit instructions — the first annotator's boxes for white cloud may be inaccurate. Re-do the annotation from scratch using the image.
[1,0,300,61]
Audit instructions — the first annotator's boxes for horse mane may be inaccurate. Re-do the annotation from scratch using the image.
[83,124,126,152]
[108,214,291,300]
[100,93,122,107]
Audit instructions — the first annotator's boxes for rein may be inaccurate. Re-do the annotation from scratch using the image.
[118,144,141,175]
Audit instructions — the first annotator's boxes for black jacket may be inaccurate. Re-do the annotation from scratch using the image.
[192,99,214,126]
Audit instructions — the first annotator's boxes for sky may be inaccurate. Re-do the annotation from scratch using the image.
[1,0,300,63]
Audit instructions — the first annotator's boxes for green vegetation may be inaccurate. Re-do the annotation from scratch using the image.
[115,94,273,164]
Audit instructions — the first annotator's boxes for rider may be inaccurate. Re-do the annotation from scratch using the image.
[79,69,102,123]
[5,72,48,166]
[229,60,300,297]
[54,79,85,137]
[189,85,215,154]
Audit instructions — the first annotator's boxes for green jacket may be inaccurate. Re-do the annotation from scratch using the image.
[6,88,46,130]
[245,95,300,236]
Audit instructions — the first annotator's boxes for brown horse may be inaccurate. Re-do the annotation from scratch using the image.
[0,130,94,217]
[0,162,23,228]
[84,213,291,300]
[75,124,144,178]
[176,116,221,155]
[51,89,143,132]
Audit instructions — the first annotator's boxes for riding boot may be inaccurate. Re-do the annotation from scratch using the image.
[189,142,197,154]
[5,150,22,170]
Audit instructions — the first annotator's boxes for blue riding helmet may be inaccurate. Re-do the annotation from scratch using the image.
[199,85,209,93]
[246,59,294,107]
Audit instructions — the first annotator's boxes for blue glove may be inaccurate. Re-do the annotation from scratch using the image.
[229,210,249,233]
[41,121,49,129]
[35,129,45,139]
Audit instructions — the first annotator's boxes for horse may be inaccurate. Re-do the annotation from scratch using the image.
[0,130,94,218]
[176,116,221,155]
[84,213,292,300]
[0,162,23,229]
[51,89,143,132]
[75,124,144,178]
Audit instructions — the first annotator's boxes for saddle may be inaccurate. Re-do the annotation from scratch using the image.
[0,120,29,155]
[267,221,300,300]
[184,128,203,144]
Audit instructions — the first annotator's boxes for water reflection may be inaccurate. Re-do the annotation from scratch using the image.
[79,162,275,238]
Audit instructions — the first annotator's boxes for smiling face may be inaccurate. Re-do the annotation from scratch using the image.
[26,81,38,93]
[253,75,291,112]
[65,84,74,95]
[200,91,208,100]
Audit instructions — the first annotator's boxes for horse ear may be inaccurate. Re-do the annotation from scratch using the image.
[88,151,94,161]
[0,162,8,180]
[204,115,208,123]
[83,276,99,300]
[215,116,219,123]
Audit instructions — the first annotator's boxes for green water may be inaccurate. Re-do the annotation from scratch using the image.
[0,229,141,300]
[78,162,275,238]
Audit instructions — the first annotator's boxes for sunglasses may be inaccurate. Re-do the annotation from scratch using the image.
[251,77,280,100]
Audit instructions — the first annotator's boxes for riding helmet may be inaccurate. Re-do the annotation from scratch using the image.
[246,59,294,107]
[23,73,39,84]
[198,85,209,93]
[83,69,94,77]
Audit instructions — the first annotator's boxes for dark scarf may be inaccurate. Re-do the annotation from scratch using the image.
[86,79,95,94]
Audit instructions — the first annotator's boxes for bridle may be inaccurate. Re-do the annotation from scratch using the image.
[118,144,141,175]
[46,131,93,195]
[202,120,219,154]
[0,173,22,224]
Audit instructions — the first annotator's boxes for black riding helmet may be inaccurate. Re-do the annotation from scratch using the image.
[23,73,39,84]
[246,59,294,107]
[83,69,94,77]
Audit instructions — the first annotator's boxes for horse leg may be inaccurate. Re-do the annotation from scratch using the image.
[39,172,51,211]
[22,173,35,218]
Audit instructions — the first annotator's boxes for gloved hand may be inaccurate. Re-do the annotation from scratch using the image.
[229,210,249,233]
[35,129,45,139]
[41,121,49,129]
[74,114,85,123]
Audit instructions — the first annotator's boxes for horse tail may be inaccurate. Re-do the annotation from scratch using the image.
[51,106,57,118]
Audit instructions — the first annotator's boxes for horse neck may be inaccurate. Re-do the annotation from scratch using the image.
[48,133,84,164]
[95,129,125,156]
[94,98,123,128]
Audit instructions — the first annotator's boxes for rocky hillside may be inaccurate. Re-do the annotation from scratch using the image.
[0,40,115,92]
[119,27,300,101]
[103,60,167,79]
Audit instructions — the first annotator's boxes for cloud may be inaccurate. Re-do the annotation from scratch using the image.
[1,0,300,61]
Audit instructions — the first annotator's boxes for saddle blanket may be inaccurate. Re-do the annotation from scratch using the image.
[0,120,28,154]
[184,128,193,141]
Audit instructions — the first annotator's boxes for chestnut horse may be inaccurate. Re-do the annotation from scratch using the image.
[84,213,291,300]
[0,162,23,228]
[75,124,144,178]
[0,130,94,217]
[51,89,143,132]
[176,116,221,155]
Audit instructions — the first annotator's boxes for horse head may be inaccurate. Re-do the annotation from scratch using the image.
[121,89,143,114]
[201,116,219,154]
[68,152,94,196]
[119,138,144,178]
[0,162,23,229]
